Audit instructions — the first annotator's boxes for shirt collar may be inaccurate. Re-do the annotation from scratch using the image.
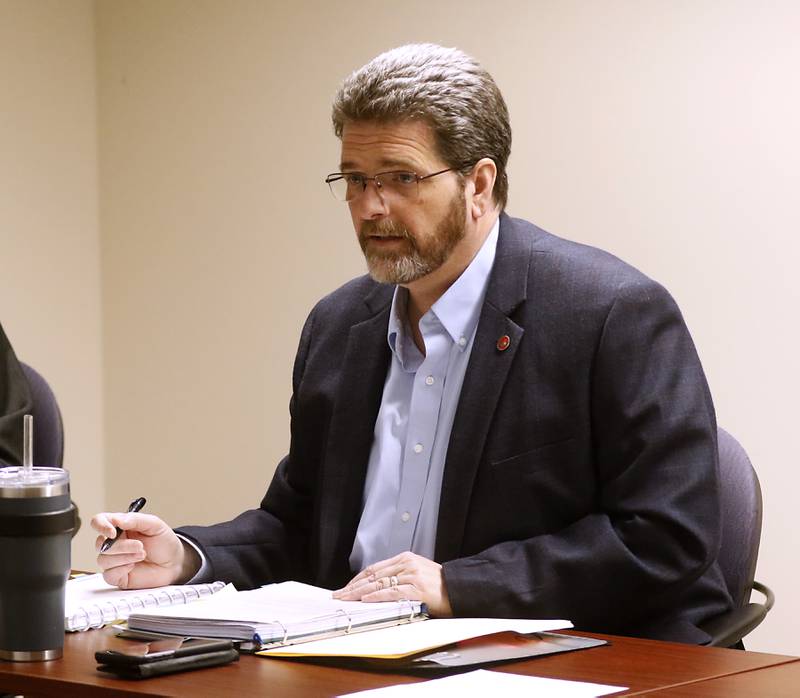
[387,218,500,359]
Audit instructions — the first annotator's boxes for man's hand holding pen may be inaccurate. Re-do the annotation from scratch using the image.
[99,497,146,553]
[90,509,199,590]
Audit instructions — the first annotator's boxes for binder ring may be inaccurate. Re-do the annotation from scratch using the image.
[335,608,353,634]
[273,619,289,644]
[398,598,415,620]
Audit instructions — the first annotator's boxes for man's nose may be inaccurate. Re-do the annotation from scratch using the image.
[352,180,389,219]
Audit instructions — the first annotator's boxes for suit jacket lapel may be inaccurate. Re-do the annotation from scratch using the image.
[435,214,534,562]
[317,285,392,586]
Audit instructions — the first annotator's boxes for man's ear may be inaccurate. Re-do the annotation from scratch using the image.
[468,158,498,219]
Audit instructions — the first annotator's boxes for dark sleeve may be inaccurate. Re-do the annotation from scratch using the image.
[177,308,317,589]
[442,280,724,635]
[0,323,33,466]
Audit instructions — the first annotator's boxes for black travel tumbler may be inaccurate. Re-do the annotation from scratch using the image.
[0,466,77,661]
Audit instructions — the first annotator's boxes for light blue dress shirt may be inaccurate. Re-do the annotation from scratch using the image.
[350,219,499,571]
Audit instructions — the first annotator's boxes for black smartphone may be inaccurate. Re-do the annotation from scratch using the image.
[95,637,234,666]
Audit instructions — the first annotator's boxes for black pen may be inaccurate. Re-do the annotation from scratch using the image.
[100,497,147,553]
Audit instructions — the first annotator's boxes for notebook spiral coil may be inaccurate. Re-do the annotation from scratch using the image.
[65,578,227,632]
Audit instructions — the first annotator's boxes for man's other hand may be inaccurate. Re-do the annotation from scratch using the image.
[90,512,199,589]
[333,551,453,617]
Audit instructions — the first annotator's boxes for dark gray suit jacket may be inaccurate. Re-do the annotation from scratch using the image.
[181,214,732,643]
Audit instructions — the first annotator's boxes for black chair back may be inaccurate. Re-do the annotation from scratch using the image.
[18,361,80,535]
[698,427,773,646]
[716,427,762,608]
[19,362,64,467]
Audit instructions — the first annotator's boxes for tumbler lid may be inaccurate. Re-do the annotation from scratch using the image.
[0,467,70,498]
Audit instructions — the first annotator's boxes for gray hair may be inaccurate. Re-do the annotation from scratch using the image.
[331,44,511,209]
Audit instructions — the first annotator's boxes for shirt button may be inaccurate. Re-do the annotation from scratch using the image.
[413,443,423,454]
[401,511,411,523]
[458,336,467,347]
[425,375,435,386]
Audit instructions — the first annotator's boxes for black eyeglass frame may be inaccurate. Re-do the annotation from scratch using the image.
[324,167,461,202]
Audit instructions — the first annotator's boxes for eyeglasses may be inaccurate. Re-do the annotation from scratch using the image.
[324,168,457,203]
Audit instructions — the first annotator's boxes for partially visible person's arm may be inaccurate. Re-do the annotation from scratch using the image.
[0,322,33,466]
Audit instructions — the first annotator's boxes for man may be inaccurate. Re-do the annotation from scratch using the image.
[92,44,732,643]
[0,322,32,467]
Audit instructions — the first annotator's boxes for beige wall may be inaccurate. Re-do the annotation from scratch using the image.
[5,0,799,653]
[0,0,104,571]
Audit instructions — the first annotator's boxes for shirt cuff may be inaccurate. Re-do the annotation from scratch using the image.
[175,532,210,583]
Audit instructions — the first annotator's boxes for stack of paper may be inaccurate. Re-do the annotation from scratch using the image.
[128,581,425,645]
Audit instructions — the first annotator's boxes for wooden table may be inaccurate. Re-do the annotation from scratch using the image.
[640,659,800,696]
[0,628,796,697]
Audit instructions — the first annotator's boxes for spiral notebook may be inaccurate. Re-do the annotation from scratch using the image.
[64,573,230,632]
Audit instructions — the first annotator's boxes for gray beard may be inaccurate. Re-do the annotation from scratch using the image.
[359,191,466,285]
[364,248,435,284]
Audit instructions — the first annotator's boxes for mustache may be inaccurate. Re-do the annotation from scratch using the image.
[359,219,411,239]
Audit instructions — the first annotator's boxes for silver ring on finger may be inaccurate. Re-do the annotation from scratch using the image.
[376,577,387,590]
[390,575,399,588]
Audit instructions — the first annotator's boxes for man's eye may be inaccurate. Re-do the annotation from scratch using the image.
[344,174,366,186]
[391,172,417,185]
